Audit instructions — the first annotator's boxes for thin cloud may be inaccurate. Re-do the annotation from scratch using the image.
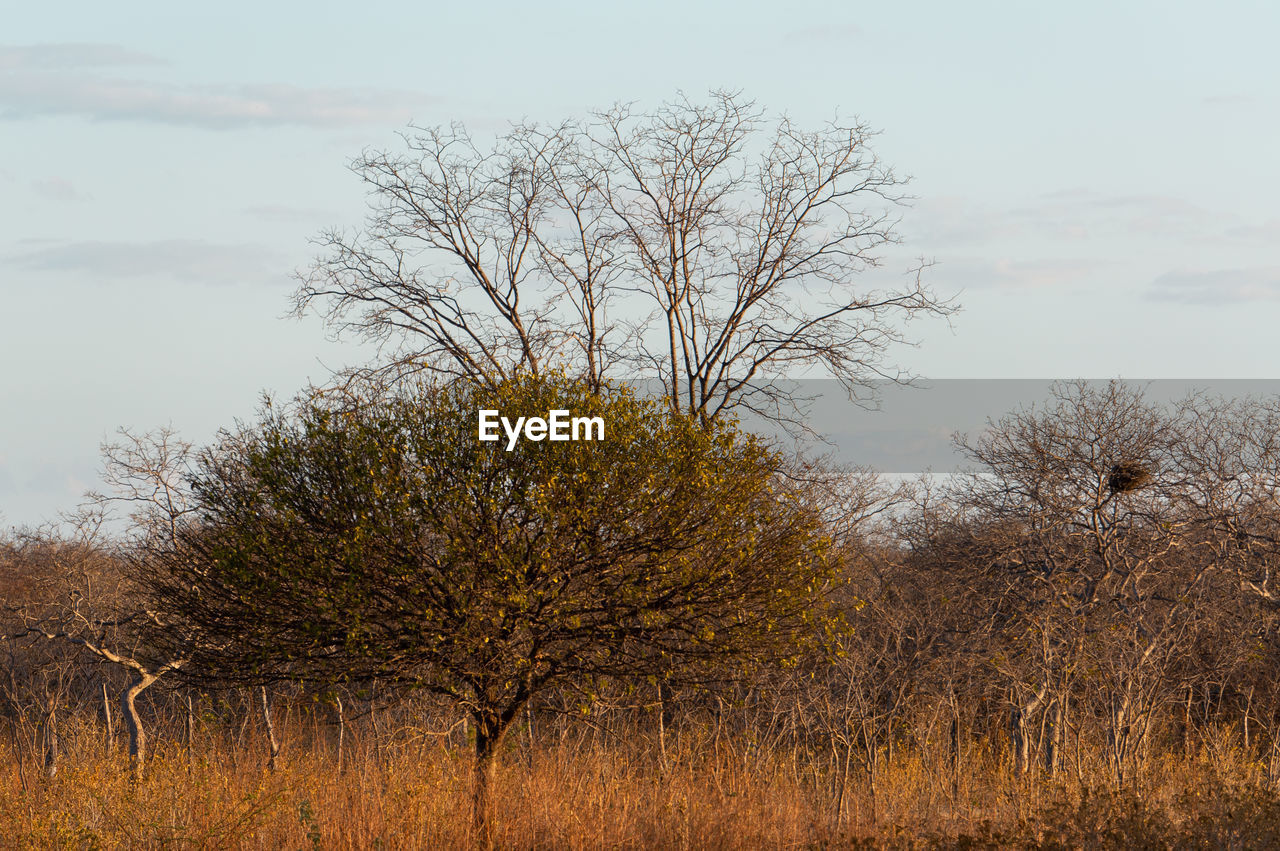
[782,24,864,43]
[1226,220,1280,242]
[1091,194,1213,236]
[0,73,436,128]
[30,177,88,201]
[243,204,338,224]
[906,197,1024,247]
[0,42,436,129]
[0,43,164,69]
[8,239,288,286]
[909,191,1220,252]
[938,256,1105,290]
[1148,267,1280,304]
[1202,94,1254,106]
[1011,191,1214,240]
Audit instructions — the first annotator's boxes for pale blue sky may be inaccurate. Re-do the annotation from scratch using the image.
[3,1,1279,526]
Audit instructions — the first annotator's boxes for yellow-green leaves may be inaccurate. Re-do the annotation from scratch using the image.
[162,373,839,724]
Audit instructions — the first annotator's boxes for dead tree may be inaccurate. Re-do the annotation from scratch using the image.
[7,622,184,781]
[295,90,954,426]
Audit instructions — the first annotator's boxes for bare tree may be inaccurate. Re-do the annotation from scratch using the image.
[1167,396,1280,607]
[0,519,184,781]
[91,425,196,546]
[295,90,954,424]
[12,619,184,782]
[941,382,1215,783]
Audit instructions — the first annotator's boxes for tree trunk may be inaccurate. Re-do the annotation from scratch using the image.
[369,694,383,771]
[834,735,853,830]
[1246,686,1255,753]
[102,681,114,757]
[335,695,345,774]
[949,698,961,801]
[186,693,195,769]
[1184,687,1194,758]
[525,703,535,767]
[9,717,29,794]
[40,704,58,779]
[471,714,503,848]
[1109,692,1133,786]
[123,671,157,782]
[1011,684,1048,777]
[1011,705,1029,776]
[656,682,670,772]
[1047,697,1065,777]
[261,686,280,772]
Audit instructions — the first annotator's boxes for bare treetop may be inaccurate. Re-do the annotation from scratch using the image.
[296,90,955,422]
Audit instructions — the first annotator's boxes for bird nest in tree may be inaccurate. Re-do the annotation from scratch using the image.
[1108,461,1151,493]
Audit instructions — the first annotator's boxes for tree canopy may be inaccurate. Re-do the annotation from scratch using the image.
[140,374,842,809]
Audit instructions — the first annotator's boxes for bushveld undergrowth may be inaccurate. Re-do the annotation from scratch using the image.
[4,711,1280,849]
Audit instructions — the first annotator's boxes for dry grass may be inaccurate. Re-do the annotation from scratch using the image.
[4,713,1280,848]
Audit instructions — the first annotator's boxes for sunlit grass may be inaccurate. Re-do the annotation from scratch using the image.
[4,713,1280,848]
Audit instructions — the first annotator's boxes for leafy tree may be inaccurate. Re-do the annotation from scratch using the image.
[141,374,841,834]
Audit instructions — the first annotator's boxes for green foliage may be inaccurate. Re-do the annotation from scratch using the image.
[146,374,839,733]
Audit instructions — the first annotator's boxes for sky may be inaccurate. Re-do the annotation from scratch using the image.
[2,1,1279,527]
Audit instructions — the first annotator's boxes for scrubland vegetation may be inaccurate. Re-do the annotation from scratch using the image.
[9,94,1280,847]
[9,380,1280,848]
[6,694,1280,849]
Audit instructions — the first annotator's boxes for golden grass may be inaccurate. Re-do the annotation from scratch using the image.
[4,714,1280,848]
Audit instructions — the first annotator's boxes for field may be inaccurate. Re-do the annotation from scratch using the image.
[5,701,1280,849]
